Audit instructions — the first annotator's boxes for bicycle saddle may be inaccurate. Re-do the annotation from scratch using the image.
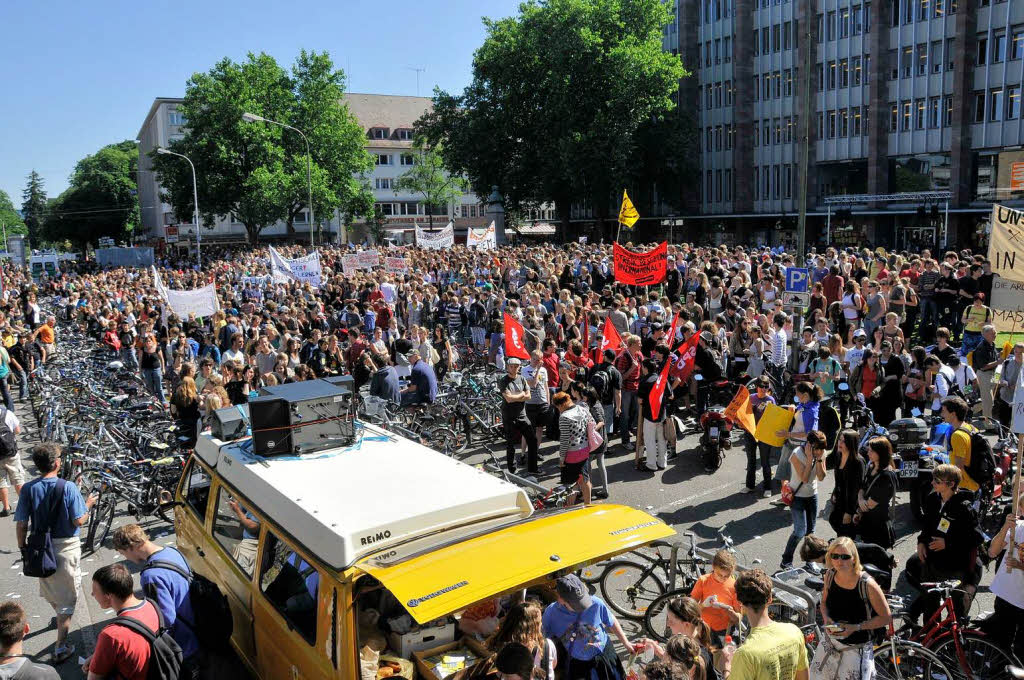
[804,575,824,592]
[712,380,731,388]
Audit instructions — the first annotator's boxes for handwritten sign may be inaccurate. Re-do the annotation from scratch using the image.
[385,257,408,275]
[988,204,1024,279]
[613,241,667,286]
[358,249,380,268]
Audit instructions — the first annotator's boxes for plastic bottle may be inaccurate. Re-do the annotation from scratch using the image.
[722,635,737,662]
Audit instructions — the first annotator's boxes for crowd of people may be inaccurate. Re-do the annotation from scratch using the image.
[0,238,1022,680]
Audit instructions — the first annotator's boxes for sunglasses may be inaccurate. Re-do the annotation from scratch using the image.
[829,553,853,561]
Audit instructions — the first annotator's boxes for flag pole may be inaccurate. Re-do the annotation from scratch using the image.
[616,218,622,244]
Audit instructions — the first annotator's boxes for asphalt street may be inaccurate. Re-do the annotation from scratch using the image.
[0,399,1001,677]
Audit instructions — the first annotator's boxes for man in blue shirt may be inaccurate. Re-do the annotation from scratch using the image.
[15,442,95,664]
[401,348,437,405]
[112,523,201,675]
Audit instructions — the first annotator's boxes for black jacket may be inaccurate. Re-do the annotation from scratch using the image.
[917,489,981,573]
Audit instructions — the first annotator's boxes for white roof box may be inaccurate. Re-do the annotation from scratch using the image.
[194,423,534,570]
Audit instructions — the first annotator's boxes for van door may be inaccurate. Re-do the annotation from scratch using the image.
[207,483,258,669]
[173,458,211,573]
[254,529,335,680]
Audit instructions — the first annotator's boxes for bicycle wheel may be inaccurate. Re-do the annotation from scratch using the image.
[931,631,1016,680]
[600,560,666,620]
[874,639,954,680]
[448,412,472,454]
[427,426,464,459]
[85,493,116,554]
[643,588,697,643]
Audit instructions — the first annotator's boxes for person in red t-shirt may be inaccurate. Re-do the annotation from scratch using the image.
[541,339,561,393]
[84,564,160,680]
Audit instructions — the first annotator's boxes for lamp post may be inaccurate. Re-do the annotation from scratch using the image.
[242,112,315,247]
[156,147,201,269]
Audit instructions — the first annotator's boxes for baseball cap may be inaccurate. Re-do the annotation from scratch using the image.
[699,330,713,342]
[506,357,522,366]
[405,348,420,359]
[555,574,593,612]
[853,329,867,339]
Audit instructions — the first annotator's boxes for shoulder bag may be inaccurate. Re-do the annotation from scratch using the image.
[22,479,67,578]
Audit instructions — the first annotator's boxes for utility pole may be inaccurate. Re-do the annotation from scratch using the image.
[406,66,426,97]
[796,2,813,267]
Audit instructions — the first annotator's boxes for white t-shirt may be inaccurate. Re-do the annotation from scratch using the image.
[954,364,977,390]
[845,346,865,373]
[380,282,397,304]
[990,520,1024,609]
[1,406,20,434]
[222,348,245,365]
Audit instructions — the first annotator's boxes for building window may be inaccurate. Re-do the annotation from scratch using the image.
[828,61,837,89]
[707,170,714,203]
[772,72,780,98]
[773,118,782,144]
[763,167,771,198]
[783,69,793,96]
[706,84,713,109]
[370,128,388,139]
[947,38,955,71]
[784,165,793,198]
[763,75,771,100]
[715,170,723,202]
[839,7,850,37]
[851,57,861,86]
[991,89,1004,121]
[903,0,914,23]
[715,125,723,150]
[902,46,913,77]
[753,75,759,101]
[931,41,943,73]
[714,38,721,64]
[863,106,869,132]
[865,2,872,31]
[818,112,824,139]
[705,41,711,67]
[919,0,930,20]
[852,5,863,34]
[725,123,733,149]
[944,96,953,126]
[890,104,899,132]
[916,99,926,129]
[725,80,733,106]
[817,14,824,42]
[853,107,863,136]
[396,129,414,141]
[706,127,713,150]
[783,21,792,49]
[762,27,770,55]
[978,35,988,66]
[753,29,759,54]
[865,55,871,83]
[826,11,836,40]
[826,110,835,138]
[400,153,417,166]
[993,32,1006,63]
[724,36,732,62]
[374,178,391,190]
[168,111,187,126]
[1013,28,1024,60]
[902,102,912,130]
[724,169,732,201]
[763,119,771,145]
[377,202,394,216]
[375,154,392,165]
[753,168,760,200]
[889,50,899,80]
[839,58,849,87]
[839,109,849,137]
[1009,85,1021,119]
[928,97,940,128]
[773,24,781,52]
[773,165,781,199]
[917,43,928,75]
[974,92,986,122]
[784,116,793,142]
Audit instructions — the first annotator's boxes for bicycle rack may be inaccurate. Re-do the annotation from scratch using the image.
[664,540,820,629]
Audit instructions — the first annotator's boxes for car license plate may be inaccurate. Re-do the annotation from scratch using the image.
[709,426,720,437]
[900,461,918,478]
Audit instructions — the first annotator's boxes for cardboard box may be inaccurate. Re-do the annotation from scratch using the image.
[387,620,456,659]
[413,640,489,680]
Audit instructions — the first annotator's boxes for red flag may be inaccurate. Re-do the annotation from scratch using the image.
[581,313,589,352]
[666,312,680,348]
[672,332,701,384]
[599,317,624,353]
[503,312,530,360]
[648,358,673,419]
[613,242,668,285]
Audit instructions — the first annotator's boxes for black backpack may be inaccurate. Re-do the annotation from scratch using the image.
[958,425,997,489]
[141,559,234,652]
[0,407,17,459]
[589,368,611,403]
[107,600,183,680]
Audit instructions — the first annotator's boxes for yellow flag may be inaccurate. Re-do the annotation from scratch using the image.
[618,189,639,228]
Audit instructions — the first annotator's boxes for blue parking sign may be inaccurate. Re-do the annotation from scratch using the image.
[785,267,809,293]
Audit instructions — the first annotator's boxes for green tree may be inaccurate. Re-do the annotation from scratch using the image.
[21,171,47,247]
[0,190,28,242]
[393,141,468,228]
[416,0,688,240]
[41,141,140,249]
[152,50,372,245]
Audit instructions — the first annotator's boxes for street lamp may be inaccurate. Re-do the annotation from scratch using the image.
[156,147,201,269]
[241,112,316,247]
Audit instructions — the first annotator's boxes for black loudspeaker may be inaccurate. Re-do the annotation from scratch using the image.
[322,374,354,395]
[211,404,249,441]
[249,398,292,456]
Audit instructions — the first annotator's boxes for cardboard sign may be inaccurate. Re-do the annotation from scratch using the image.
[358,249,380,268]
[724,385,757,435]
[613,241,667,285]
[988,204,1024,280]
[342,254,361,275]
[990,276,1024,332]
[385,257,409,275]
[755,404,795,447]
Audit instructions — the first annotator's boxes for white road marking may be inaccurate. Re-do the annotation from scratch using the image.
[653,479,735,515]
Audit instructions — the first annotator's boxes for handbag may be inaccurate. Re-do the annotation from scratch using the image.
[586,416,603,453]
[781,479,802,506]
[22,479,67,579]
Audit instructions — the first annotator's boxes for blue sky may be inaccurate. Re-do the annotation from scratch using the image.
[0,0,521,206]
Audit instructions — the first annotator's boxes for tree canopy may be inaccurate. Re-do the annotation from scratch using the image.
[41,141,140,249]
[21,171,47,247]
[416,0,692,239]
[151,50,374,244]
[0,189,28,240]
[393,141,469,228]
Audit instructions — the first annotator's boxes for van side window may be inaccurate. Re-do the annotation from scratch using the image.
[259,531,319,645]
[327,589,337,668]
[212,488,258,577]
[184,460,211,521]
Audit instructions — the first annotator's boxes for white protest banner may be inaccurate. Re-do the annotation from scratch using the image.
[988,204,1024,279]
[415,222,454,250]
[357,249,380,268]
[342,254,361,275]
[467,221,496,250]
[151,266,167,297]
[164,283,219,319]
[240,275,272,288]
[385,257,409,275]
[268,245,323,287]
[989,276,1024,332]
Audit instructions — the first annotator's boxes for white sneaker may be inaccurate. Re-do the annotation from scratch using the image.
[762,489,772,498]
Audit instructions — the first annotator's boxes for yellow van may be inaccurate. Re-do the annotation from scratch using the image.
[174,422,674,680]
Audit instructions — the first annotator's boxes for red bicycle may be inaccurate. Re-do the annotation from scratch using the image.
[901,579,1017,680]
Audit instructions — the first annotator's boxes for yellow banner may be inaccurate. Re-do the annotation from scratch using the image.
[618,190,639,228]
[754,404,795,447]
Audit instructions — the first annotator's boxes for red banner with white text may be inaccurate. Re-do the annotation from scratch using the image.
[613,242,668,286]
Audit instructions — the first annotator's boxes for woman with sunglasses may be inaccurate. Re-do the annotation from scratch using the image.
[811,537,891,679]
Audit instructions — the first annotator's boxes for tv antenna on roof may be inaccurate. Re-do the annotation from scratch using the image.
[406,66,426,96]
